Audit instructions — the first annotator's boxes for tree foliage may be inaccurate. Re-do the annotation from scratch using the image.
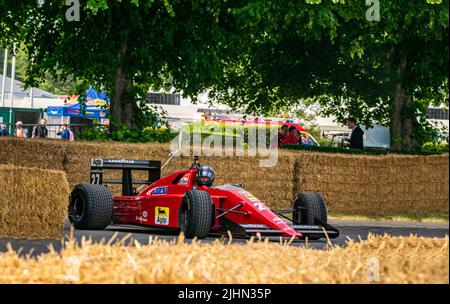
[1,0,448,150]
[209,0,449,150]
[1,46,79,94]
[0,0,248,129]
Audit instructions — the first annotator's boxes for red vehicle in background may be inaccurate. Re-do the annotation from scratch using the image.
[203,117,307,131]
[202,118,320,146]
[69,156,338,240]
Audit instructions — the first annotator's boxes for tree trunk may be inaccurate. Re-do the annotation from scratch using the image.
[391,82,404,151]
[390,53,415,151]
[111,40,138,131]
[121,80,139,131]
[401,93,415,151]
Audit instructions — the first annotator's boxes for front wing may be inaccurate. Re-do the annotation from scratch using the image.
[218,217,339,240]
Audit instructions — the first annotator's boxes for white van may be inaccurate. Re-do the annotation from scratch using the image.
[330,125,390,150]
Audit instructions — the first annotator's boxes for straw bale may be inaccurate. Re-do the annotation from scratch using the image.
[0,234,447,283]
[0,138,448,216]
[293,152,448,215]
[0,164,69,239]
[0,138,66,170]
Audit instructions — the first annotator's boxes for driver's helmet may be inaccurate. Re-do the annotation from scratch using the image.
[195,165,215,187]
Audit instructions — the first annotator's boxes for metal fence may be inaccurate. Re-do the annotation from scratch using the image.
[0,123,108,139]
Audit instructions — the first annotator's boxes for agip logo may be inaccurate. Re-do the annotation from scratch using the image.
[91,158,104,167]
[155,207,170,225]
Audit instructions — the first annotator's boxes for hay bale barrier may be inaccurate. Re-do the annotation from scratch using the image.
[0,234,447,283]
[293,152,449,215]
[0,137,448,216]
[0,164,69,239]
[0,138,67,170]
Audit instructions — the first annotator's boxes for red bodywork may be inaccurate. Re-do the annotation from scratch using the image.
[202,118,308,133]
[111,168,302,238]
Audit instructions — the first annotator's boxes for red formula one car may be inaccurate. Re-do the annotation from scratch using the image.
[68,156,339,240]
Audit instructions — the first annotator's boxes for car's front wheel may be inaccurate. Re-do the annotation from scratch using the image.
[292,192,328,225]
[179,190,213,239]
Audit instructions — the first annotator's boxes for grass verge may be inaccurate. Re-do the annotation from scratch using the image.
[329,212,449,223]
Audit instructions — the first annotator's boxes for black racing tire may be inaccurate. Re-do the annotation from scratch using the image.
[179,190,213,239]
[292,192,328,225]
[69,184,113,230]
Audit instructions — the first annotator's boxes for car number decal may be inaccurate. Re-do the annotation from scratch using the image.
[253,202,268,211]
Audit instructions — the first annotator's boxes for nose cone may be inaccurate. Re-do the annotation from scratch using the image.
[283,227,303,238]
[273,219,302,238]
[216,185,305,238]
[233,188,303,237]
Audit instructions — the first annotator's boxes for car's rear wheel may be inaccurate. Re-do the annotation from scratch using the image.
[69,184,113,230]
[292,192,328,225]
[179,190,213,239]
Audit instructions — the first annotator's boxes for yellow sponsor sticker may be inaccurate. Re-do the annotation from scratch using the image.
[155,207,170,225]
[244,193,258,202]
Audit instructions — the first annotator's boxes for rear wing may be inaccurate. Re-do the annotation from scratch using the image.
[90,158,161,196]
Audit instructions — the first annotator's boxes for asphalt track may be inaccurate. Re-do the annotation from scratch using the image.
[0,220,448,257]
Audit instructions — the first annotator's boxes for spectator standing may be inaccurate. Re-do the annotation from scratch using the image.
[282,126,299,145]
[345,117,364,150]
[14,121,27,138]
[301,134,312,146]
[0,124,9,137]
[32,118,48,139]
[278,125,289,147]
[270,124,289,148]
[68,126,75,142]
[57,124,70,141]
[294,129,302,144]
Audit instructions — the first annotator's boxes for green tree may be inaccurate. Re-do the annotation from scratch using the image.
[1,0,447,151]
[337,0,449,150]
[1,46,77,94]
[209,0,449,151]
[0,0,248,130]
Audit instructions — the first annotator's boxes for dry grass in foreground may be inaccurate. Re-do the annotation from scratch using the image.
[0,234,448,284]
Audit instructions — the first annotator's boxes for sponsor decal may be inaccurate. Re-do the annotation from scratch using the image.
[273,217,288,226]
[109,159,135,164]
[245,193,258,202]
[241,224,268,229]
[240,190,268,211]
[155,207,170,225]
[142,211,148,218]
[291,225,322,230]
[152,186,168,195]
[88,98,108,107]
[91,158,104,167]
[240,190,259,202]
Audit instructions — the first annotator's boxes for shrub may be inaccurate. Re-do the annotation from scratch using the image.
[78,124,177,143]
[282,144,444,156]
[422,141,449,153]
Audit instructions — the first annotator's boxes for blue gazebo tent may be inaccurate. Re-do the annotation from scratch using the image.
[85,86,110,104]
[47,87,109,120]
